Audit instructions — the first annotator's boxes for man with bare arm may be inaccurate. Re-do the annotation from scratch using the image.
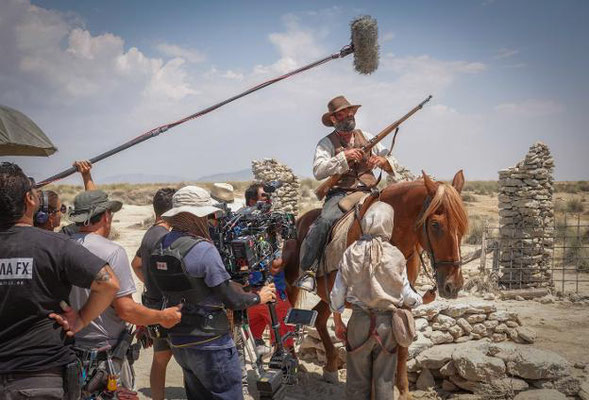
[0,162,119,400]
[67,190,182,392]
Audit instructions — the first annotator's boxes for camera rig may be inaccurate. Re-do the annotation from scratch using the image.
[211,186,311,399]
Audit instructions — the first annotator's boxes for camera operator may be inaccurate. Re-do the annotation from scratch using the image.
[242,183,295,356]
[149,185,276,400]
[244,183,269,207]
[0,162,119,399]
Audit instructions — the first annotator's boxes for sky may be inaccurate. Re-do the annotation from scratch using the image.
[1,0,588,183]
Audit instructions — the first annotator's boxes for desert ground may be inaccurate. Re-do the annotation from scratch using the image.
[51,181,589,399]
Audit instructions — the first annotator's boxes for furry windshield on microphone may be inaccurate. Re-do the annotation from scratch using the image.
[351,15,379,75]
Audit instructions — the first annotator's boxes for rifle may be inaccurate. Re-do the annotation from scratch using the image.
[313,95,433,200]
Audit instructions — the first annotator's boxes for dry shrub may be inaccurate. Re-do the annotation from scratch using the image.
[465,215,485,245]
[462,193,477,203]
[566,198,585,214]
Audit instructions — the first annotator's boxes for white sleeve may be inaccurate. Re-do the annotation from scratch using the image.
[329,270,347,313]
[364,131,398,176]
[401,270,423,309]
[313,137,350,180]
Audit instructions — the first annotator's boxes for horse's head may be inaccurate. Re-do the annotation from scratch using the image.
[417,170,468,299]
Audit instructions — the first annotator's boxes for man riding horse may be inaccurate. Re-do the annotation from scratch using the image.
[296,95,400,292]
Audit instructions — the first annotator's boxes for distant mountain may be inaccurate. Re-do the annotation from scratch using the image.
[100,173,189,184]
[196,168,253,182]
[98,168,253,184]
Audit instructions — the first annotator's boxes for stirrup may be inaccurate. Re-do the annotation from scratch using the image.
[295,271,317,292]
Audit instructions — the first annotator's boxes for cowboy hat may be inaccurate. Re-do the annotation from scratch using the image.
[321,95,361,127]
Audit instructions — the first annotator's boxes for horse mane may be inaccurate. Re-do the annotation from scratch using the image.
[414,181,468,237]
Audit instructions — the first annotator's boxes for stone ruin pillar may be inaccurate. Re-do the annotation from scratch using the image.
[497,142,555,288]
[251,158,300,216]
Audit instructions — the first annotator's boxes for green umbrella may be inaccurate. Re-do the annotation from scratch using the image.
[0,105,57,156]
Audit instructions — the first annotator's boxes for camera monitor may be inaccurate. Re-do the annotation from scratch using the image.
[285,308,318,327]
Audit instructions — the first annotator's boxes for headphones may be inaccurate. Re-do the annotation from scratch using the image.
[34,191,50,225]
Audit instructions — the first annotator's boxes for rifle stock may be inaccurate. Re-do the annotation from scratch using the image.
[313,95,432,200]
[314,174,342,201]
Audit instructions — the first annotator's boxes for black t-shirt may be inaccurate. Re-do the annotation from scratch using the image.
[136,225,168,305]
[0,226,106,373]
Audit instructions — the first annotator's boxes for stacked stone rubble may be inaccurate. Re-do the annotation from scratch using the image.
[407,340,576,397]
[251,158,300,216]
[298,318,347,367]
[298,301,536,369]
[407,303,577,397]
[298,301,584,398]
[497,142,555,288]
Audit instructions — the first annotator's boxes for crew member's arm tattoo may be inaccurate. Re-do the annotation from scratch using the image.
[94,266,111,282]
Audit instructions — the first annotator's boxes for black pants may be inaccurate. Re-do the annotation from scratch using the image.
[0,369,65,400]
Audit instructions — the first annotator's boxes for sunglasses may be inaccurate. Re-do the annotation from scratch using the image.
[50,204,67,214]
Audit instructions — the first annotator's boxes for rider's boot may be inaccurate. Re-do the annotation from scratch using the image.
[295,270,317,292]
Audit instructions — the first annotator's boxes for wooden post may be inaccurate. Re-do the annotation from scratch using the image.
[479,220,487,275]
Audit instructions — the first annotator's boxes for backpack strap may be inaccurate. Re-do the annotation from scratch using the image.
[169,235,206,258]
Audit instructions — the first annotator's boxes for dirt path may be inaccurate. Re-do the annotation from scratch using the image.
[112,205,589,399]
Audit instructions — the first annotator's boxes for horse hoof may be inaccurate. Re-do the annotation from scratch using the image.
[322,369,339,384]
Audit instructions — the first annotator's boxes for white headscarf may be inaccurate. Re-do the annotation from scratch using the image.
[340,201,406,311]
[358,201,395,277]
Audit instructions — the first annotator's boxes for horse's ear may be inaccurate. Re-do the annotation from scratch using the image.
[422,170,437,196]
[452,170,465,194]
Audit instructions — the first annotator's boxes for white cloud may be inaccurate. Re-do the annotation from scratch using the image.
[494,99,565,117]
[495,48,519,59]
[155,42,206,64]
[0,0,197,106]
[221,70,244,80]
[3,1,583,182]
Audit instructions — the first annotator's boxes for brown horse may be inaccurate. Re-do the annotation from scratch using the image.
[282,170,468,399]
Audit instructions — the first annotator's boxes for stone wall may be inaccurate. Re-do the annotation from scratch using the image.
[251,158,300,216]
[298,300,585,398]
[497,142,555,288]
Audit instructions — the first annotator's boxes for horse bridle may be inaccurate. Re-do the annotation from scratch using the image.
[416,195,463,290]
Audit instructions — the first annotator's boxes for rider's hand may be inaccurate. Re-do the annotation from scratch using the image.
[258,283,276,304]
[422,289,437,305]
[367,155,389,170]
[73,160,93,176]
[49,301,85,337]
[159,304,183,328]
[344,148,364,163]
[334,320,347,342]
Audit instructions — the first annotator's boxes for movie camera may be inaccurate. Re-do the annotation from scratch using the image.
[211,182,316,399]
[211,181,296,283]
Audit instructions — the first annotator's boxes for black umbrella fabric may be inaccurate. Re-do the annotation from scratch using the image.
[0,105,57,156]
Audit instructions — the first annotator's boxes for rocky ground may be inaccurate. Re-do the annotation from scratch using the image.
[111,204,589,400]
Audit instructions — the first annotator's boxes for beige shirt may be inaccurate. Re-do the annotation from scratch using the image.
[329,202,423,313]
[312,130,399,180]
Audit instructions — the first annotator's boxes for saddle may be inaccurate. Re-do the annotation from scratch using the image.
[300,191,380,277]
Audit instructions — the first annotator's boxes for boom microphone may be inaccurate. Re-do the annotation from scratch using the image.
[36,16,382,187]
[351,16,379,75]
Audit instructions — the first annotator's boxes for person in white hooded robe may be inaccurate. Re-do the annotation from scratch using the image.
[330,201,435,400]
